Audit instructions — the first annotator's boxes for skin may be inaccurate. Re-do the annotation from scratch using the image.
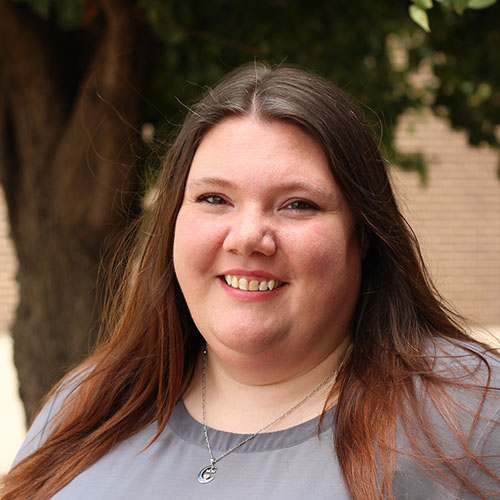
[174,117,362,431]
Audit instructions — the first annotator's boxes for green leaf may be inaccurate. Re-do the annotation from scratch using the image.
[409,5,431,31]
[453,0,469,13]
[467,0,498,9]
[412,0,433,9]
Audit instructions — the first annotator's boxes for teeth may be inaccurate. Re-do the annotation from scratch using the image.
[249,280,259,291]
[224,275,283,292]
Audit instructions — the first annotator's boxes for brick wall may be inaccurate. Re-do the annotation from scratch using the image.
[0,190,18,334]
[392,110,500,328]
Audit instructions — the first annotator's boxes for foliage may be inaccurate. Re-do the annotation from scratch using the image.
[409,0,497,31]
[410,3,500,150]
[10,0,500,178]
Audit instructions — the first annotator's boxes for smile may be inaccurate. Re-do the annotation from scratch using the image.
[223,275,285,292]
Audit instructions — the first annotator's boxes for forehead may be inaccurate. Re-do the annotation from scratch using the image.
[188,117,336,190]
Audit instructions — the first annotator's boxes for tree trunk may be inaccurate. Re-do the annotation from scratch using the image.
[0,0,150,421]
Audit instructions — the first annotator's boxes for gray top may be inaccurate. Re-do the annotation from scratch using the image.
[13,344,500,499]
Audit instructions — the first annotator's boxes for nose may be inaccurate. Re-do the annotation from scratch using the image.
[222,207,277,257]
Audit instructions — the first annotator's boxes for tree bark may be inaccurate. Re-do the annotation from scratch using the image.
[0,0,150,421]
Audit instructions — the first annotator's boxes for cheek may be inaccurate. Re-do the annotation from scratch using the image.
[302,231,362,309]
[173,211,224,277]
[288,222,360,275]
[290,224,362,314]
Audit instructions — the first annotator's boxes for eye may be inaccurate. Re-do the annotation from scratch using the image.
[284,200,319,211]
[197,194,227,205]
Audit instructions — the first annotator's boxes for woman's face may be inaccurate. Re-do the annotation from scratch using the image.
[173,117,362,375]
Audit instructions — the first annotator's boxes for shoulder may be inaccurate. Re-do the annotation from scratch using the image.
[12,368,87,467]
[422,338,500,417]
[429,337,500,384]
[409,337,500,461]
[394,338,500,496]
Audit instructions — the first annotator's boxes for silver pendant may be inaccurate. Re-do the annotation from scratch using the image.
[198,465,216,484]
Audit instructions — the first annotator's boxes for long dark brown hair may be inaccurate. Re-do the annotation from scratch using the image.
[2,63,499,499]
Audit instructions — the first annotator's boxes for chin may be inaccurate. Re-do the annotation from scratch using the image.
[210,327,285,356]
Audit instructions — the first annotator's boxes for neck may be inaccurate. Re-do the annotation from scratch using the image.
[182,337,349,433]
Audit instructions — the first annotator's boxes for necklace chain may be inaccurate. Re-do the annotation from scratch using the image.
[198,346,345,483]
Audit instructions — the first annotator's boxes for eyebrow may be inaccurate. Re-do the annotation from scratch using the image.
[187,177,235,190]
[187,177,333,199]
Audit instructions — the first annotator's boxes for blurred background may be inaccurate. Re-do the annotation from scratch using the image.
[1,0,499,472]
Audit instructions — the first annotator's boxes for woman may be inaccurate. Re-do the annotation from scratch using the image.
[2,63,499,499]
